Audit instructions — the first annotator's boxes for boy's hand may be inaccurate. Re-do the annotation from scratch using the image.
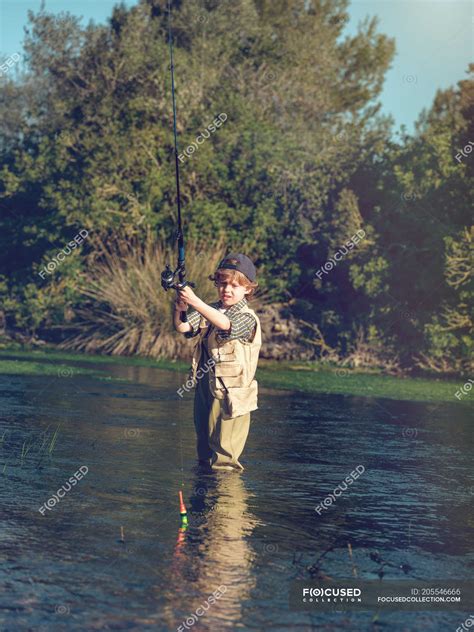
[177,284,199,308]
[174,295,188,311]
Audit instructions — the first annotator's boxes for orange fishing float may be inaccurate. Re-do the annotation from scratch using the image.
[178,490,188,526]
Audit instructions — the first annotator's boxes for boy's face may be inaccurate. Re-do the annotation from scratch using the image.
[217,278,250,308]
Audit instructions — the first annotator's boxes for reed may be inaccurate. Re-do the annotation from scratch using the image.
[60,232,266,359]
[48,424,60,455]
[1,426,59,472]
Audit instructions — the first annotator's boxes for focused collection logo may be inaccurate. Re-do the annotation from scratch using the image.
[291,581,474,612]
[302,587,362,603]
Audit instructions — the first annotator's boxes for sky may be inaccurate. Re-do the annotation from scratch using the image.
[0,0,472,136]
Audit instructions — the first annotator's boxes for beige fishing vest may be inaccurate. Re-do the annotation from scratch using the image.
[189,304,262,420]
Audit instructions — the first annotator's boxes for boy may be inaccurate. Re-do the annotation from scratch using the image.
[174,254,261,472]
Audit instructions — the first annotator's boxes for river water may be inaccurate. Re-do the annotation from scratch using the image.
[1,362,473,631]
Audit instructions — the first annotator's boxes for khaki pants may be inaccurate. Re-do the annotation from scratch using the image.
[193,361,250,471]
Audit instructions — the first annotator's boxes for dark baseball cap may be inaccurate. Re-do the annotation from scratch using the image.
[217,253,257,282]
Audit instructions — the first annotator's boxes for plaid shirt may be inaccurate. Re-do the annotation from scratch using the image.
[184,297,256,342]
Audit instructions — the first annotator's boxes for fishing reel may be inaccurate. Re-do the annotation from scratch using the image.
[161,263,195,292]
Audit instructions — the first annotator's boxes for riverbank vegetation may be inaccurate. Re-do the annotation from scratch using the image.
[0,346,469,405]
[0,1,471,375]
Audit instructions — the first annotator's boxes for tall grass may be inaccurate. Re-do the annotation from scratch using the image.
[60,232,264,359]
[2,424,61,473]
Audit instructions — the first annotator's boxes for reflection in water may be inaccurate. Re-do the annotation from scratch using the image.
[1,367,472,631]
[163,470,262,630]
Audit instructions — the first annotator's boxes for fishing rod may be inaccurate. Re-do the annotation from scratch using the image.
[161,0,195,322]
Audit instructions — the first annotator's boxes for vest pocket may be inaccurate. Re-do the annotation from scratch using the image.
[215,362,242,377]
[214,361,243,387]
[222,380,258,420]
[215,349,236,360]
[214,340,236,360]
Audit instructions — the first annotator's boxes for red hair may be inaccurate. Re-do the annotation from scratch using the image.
[209,260,258,299]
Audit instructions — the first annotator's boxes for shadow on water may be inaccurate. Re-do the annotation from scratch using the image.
[1,361,473,630]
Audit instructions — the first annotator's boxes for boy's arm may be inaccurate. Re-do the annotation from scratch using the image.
[216,313,256,342]
[189,298,231,331]
[176,286,230,330]
[173,301,194,334]
[182,306,203,338]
